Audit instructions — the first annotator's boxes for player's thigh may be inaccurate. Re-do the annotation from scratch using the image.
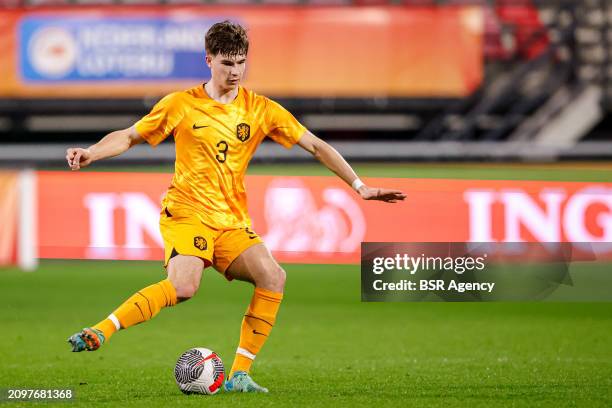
[224,243,286,292]
[159,211,214,299]
[167,255,205,300]
[212,227,262,278]
[160,211,215,267]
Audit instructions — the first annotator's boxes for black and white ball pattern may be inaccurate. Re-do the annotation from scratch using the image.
[174,347,225,395]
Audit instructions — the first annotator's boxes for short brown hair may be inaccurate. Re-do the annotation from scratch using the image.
[205,21,249,58]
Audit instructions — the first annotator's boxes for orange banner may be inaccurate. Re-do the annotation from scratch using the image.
[37,172,612,264]
[0,172,19,266]
[0,5,482,99]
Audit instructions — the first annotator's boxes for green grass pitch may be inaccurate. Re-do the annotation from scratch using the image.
[1,260,611,408]
[3,162,611,407]
[86,161,612,182]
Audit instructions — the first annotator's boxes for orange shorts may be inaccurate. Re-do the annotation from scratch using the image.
[159,207,263,277]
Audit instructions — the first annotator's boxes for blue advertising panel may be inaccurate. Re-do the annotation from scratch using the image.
[19,16,223,81]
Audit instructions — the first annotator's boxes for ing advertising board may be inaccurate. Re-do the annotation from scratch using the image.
[36,172,612,264]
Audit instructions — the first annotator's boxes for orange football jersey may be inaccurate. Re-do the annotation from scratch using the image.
[135,85,306,229]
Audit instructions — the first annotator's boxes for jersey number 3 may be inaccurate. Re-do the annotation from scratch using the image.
[216,141,228,163]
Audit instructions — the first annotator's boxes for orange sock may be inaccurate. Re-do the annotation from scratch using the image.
[93,279,177,340]
[229,287,283,376]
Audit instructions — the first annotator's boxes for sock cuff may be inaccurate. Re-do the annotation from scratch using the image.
[159,279,178,306]
[254,287,283,302]
[108,313,121,331]
[236,347,256,360]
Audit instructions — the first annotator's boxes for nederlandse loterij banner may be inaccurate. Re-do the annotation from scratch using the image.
[0,6,483,99]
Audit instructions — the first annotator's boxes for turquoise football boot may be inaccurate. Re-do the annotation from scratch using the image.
[67,328,105,352]
[224,371,269,393]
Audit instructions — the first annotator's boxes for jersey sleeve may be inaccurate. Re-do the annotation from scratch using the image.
[262,97,307,149]
[134,92,185,147]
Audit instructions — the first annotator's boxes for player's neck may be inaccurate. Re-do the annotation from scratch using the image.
[205,81,239,104]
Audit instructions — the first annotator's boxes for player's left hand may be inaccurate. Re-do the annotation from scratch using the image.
[358,186,407,203]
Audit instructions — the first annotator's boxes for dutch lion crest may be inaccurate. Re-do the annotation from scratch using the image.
[193,236,207,251]
[236,123,250,142]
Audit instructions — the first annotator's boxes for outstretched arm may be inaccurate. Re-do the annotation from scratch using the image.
[66,126,144,171]
[296,131,406,203]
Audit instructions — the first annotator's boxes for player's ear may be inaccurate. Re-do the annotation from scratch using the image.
[205,54,212,68]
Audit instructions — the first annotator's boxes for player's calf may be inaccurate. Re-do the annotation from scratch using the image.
[67,278,180,353]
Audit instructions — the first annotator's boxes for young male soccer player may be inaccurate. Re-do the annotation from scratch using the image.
[66,21,406,393]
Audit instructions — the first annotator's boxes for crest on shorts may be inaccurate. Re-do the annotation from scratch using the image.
[236,123,250,142]
[194,236,207,251]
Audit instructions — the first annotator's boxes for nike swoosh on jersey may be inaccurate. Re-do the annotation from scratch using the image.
[192,124,209,129]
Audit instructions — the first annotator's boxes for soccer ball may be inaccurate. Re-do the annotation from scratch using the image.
[174,347,225,395]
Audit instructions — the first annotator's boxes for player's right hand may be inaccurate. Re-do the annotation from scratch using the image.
[66,147,92,171]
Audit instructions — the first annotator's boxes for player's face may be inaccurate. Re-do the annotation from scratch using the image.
[206,53,247,90]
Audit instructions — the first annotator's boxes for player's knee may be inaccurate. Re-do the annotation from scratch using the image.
[173,280,200,301]
[260,264,286,292]
[167,256,204,302]
[276,266,287,289]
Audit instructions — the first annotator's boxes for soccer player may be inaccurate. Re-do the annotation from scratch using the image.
[66,21,405,393]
